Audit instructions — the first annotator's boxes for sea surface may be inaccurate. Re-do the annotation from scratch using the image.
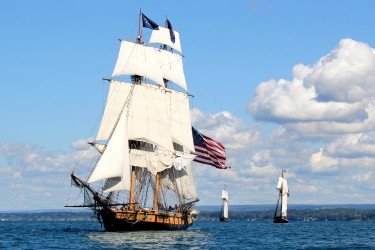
[1,220,374,249]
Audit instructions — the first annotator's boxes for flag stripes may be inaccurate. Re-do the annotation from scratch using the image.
[192,127,228,169]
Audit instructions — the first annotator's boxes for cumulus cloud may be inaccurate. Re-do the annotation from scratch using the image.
[304,39,375,102]
[0,141,99,210]
[325,132,375,158]
[352,172,373,182]
[245,38,375,204]
[309,148,339,173]
[191,108,260,151]
[249,39,375,137]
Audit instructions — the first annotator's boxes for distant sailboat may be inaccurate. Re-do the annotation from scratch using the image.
[219,184,229,221]
[274,170,289,223]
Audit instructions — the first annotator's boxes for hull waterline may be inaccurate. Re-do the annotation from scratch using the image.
[99,209,193,231]
[273,216,288,223]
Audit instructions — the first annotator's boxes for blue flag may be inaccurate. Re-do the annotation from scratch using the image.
[142,13,159,30]
[166,19,175,43]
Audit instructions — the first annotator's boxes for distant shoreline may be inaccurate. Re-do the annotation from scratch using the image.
[1,205,375,222]
[2,204,375,213]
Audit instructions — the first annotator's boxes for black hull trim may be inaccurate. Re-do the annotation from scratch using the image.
[219,218,229,222]
[273,217,288,223]
[99,210,192,232]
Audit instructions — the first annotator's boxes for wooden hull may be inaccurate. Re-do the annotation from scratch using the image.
[99,209,193,232]
[273,216,288,223]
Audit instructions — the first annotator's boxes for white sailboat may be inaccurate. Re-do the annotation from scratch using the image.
[66,12,200,231]
[274,170,289,223]
[219,184,229,221]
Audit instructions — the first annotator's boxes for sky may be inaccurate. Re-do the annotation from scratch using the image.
[1,0,375,211]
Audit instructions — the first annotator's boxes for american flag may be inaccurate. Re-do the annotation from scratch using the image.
[192,127,228,169]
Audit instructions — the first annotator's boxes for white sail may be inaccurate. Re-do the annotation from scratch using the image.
[276,177,283,190]
[112,40,165,87]
[129,148,175,175]
[281,178,288,217]
[221,189,229,201]
[128,84,174,152]
[167,90,195,152]
[156,49,187,90]
[87,106,130,192]
[223,199,229,219]
[160,163,197,200]
[221,187,229,220]
[95,81,175,153]
[149,26,182,53]
[95,81,132,153]
[173,151,196,170]
[179,163,197,199]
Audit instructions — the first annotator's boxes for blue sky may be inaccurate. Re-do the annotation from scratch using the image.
[1,0,375,211]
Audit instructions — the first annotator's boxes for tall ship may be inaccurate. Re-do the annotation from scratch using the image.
[273,170,289,223]
[219,184,229,221]
[66,12,228,232]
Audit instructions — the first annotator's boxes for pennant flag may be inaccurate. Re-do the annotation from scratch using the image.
[192,127,228,169]
[142,13,159,30]
[166,19,175,43]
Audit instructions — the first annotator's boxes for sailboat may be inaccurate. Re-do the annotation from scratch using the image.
[273,170,289,223]
[219,184,229,221]
[66,12,201,231]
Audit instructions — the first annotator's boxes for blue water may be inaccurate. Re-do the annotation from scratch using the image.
[1,220,374,249]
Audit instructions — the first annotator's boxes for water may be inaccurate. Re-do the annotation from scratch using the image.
[1,220,374,249]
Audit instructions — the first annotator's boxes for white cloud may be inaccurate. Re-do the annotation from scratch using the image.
[0,141,100,210]
[249,39,375,136]
[325,132,375,157]
[304,39,375,102]
[309,148,338,173]
[245,38,375,204]
[352,172,372,182]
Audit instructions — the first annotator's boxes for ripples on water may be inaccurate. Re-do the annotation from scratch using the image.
[1,220,374,249]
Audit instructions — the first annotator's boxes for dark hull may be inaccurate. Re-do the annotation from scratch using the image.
[69,172,195,232]
[219,217,229,222]
[99,209,193,232]
[273,216,288,223]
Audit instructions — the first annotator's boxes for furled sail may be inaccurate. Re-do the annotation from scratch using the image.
[112,41,165,87]
[149,26,182,52]
[160,163,197,200]
[129,148,175,175]
[173,151,196,170]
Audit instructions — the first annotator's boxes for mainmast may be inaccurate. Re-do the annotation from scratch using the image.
[128,10,143,210]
